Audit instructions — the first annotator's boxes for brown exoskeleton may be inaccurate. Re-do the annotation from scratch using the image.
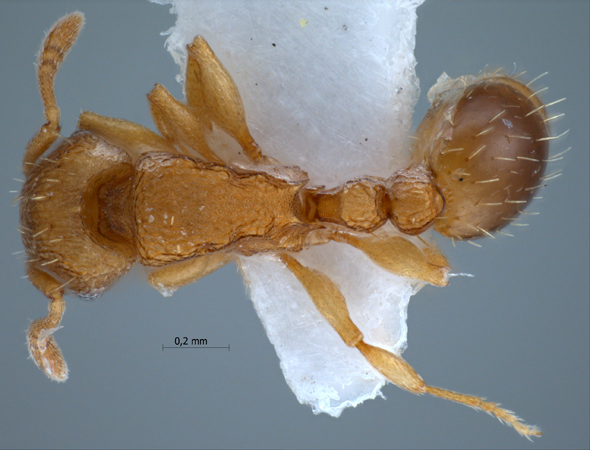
[21,13,554,437]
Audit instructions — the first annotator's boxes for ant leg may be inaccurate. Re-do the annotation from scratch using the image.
[332,232,450,287]
[23,12,84,175]
[147,84,224,163]
[278,253,541,438]
[358,344,543,438]
[26,263,69,382]
[147,253,233,297]
[186,36,275,164]
[77,111,178,161]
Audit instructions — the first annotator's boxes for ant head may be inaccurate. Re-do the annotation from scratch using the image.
[413,72,549,239]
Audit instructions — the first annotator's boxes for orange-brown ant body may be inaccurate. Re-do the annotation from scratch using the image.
[20,13,556,437]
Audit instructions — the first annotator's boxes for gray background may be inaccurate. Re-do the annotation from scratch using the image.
[1,1,588,449]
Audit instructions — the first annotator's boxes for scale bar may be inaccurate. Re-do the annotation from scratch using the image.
[162,344,230,351]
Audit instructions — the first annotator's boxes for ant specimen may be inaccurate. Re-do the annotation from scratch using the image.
[20,12,556,437]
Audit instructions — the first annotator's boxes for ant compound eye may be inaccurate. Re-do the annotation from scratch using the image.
[414,74,550,239]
